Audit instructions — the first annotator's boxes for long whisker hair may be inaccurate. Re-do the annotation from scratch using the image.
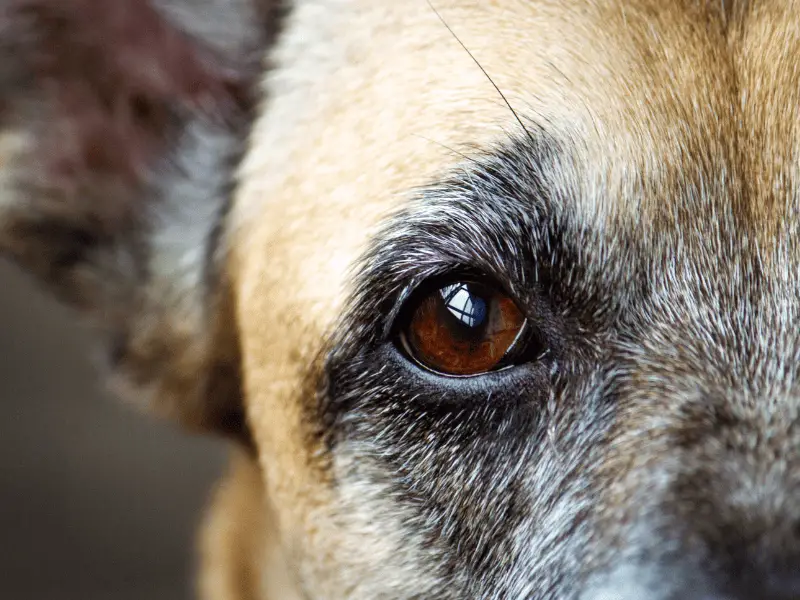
[426,0,536,147]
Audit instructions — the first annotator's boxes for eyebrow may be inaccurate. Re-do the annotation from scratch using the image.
[341,132,595,341]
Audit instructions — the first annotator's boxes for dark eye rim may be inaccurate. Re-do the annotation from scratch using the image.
[390,271,548,379]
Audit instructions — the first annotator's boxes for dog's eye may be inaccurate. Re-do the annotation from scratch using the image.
[399,280,527,376]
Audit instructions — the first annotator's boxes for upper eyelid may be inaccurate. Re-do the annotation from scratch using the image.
[349,138,589,339]
[383,269,528,341]
[356,216,564,345]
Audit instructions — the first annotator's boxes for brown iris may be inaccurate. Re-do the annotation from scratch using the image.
[402,281,526,376]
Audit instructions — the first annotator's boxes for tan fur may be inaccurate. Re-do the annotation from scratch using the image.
[7,0,800,597]
[232,2,547,592]
[219,1,800,596]
[734,1,800,246]
[199,451,304,600]
[200,452,268,600]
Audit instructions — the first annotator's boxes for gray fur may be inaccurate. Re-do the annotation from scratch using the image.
[4,1,800,598]
[323,124,800,598]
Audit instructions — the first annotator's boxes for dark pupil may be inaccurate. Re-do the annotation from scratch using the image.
[439,283,487,330]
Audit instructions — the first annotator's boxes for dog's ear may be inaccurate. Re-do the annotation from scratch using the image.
[0,0,279,439]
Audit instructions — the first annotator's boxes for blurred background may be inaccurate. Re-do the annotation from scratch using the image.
[0,260,229,600]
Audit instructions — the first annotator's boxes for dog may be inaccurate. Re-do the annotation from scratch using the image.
[2,0,800,598]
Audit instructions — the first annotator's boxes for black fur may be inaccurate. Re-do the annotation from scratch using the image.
[323,129,800,598]
[325,134,620,597]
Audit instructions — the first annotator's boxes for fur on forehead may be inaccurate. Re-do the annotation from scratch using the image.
[0,0,283,436]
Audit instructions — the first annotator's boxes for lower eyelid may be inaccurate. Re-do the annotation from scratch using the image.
[378,341,552,401]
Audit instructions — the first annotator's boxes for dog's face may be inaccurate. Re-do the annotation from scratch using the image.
[3,1,800,598]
